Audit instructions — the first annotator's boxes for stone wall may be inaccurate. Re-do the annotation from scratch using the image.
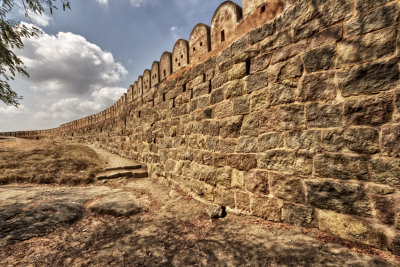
[2,0,400,255]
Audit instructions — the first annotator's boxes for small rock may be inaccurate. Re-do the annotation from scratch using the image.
[168,190,181,200]
[206,204,224,219]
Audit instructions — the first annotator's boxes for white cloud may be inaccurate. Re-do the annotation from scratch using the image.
[17,3,52,27]
[170,26,182,41]
[0,105,29,116]
[16,25,128,96]
[95,0,108,5]
[130,0,153,7]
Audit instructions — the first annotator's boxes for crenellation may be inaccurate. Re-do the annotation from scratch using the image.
[5,0,400,255]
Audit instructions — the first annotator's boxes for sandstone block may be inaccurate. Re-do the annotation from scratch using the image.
[270,173,306,203]
[210,88,224,104]
[193,82,210,98]
[271,39,308,64]
[245,170,269,194]
[206,204,224,219]
[227,154,257,171]
[214,189,235,208]
[285,130,321,151]
[318,210,386,249]
[257,150,294,172]
[282,203,313,227]
[236,191,251,212]
[236,136,257,153]
[306,180,372,217]
[211,72,228,90]
[268,56,303,83]
[344,94,393,126]
[356,0,390,14]
[258,132,284,152]
[231,168,245,189]
[240,113,259,136]
[189,179,214,202]
[246,71,268,93]
[213,100,233,119]
[231,35,249,56]
[345,4,396,36]
[370,158,400,187]
[392,235,400,256]
[315,153,368,180]
[269,83,296,105]
[338,58,399,97]
[382,124,400,157]
[371,195,395,225]
[309,25,342,49]
[294,152,313,176]
[306,102,342,128]
[228,62,247,81]
[219,139,236,153]
[202,120,219,136]
[224,80,244,99]
[215,166,232,188]
[233,95,250,115]
[249,21,274,45]
[250,88,269,111]
[220,115,243,138]
[259,107,280,133]
[260,29,291,53]
[303,44,335,73]
[251,196,282,222]
[279,104,305,130]
[250,53,271,74]
[298,72,336,102]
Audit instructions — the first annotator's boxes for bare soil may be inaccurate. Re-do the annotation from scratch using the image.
[0,138,399,266]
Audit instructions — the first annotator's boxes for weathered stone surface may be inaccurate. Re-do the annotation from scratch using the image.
[258,132,284,151]
[306,102,342,128]
[206,204,224,219]
[271,39,308,64]
[250,53,271,74]
[270,173,306,203]
[392,235,400,256]
[240,113,258,136]
[245,170,269,194]
[285,130,320,151]
[214,189,235,208]
[356,0,390,14]
[315,153,368,180]
[268,56,303,82]
[257,150,294,172]
[88,192,149,217]
[249,21,274,45]
[382,124,400,157]
[250,88,269,111]
[260,30,291,52]
[236,136,257,153]
[236,191,251,212]
[228,62,247,80]
[309,25,342,49]
[224,80,243,99]
[251,196,282,222]
[269,82,296,105]
[227,154,257,171]
[298,72,336,102]
[279,104,305,130]
[370,158,400,187]
[210,88,224,104]
[231,169,244,189]
[338,58,399,96]
[318,210,386,249]
[306,180,372,216]
[344,94,394,126]
[220,115,243,138]
[258,107,280,133]
[345,4,396,36]
[294,152,313,176]
[370,195,395,225]
[303,44,335,73]
[282,203,313,227]
[245,71,268,93]
[233,95,250,115]
[215,166,232,188]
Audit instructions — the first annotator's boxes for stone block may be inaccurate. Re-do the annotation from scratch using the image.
[356,0,390,14]
[219,139,236,153]
[210,88,224,104]
[268,56,303,83]
[269,82,296,106]
[224,80,244,99]
[338,58,399,97]
[213,100,232,119]
[214,189,235,208]
[382,124,400,157]
[236,136,257,153]
[370,158,400,187]
[233,95,250,115]
[285,130,321,151]
[251,196,282,222]
[249,21,274,45]
[227,154,257,171]
[250,53,271,74]
[392,235,400,256]
[306,180,372,217]
[271,39,308,64]
[215,166,232,188]
[240,113,259,137]
[213,153,227,167]
[344,94,393,126]
[282,203,313,227]
[231,35,249,56]
[270,173,306,203]
[298,72,336,102]
[258,132,284,151]
[202,120,219,136]
[245,170,269,194]
[371,195,395,225]
[345,4,396,36]
[279,104,305,130]
[220,115,243,138]
[193,82,210,98]
[211,72,228,89]
[315,153,368,180]
[228,62,247,81]
[303,44,335,73]
[260,29,291,53]
[306,102,342,128]
[259,107,280,133]
[318,210,386,249]
[294,152,313,176]
[257,150,294,172]
[236,191,251,212]
[246,71,268,94]
[309,25,342,49]
[250,88,269,111]
[231,168,245,188]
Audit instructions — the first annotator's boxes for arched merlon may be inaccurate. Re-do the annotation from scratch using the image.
[128,85,134,103]
[211,1,242,51]
[172,39,189,73]
[143,69,151,92]
[189,23,211,65]
[138,76,144,96]
[160,51,172,81]
[151,61,160,86]
[134,81,139,99]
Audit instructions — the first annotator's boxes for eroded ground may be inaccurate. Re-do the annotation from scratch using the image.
[0,138,399,266]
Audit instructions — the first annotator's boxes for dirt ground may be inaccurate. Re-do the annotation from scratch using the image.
[0,138,399,266]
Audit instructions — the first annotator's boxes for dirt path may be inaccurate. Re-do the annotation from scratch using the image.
[0,145,399,266]
[87,144,140,169]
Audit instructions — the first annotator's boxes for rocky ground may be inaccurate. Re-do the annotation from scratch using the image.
[0,140,399,266]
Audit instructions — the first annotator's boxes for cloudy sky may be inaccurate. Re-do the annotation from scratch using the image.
[0,0,241,132]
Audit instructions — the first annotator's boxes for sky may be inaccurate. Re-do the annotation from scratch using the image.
[0,0,242,132]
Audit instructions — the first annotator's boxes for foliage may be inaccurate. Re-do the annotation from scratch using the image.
[0,0,70,107]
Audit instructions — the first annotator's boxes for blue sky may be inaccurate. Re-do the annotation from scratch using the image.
[0,0,241,131]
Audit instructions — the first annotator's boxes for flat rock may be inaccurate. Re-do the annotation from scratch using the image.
[88,192,149,217]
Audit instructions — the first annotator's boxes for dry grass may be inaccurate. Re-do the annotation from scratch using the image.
[0,139,104,185]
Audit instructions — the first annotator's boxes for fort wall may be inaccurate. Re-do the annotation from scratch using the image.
[3,0,400,255]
